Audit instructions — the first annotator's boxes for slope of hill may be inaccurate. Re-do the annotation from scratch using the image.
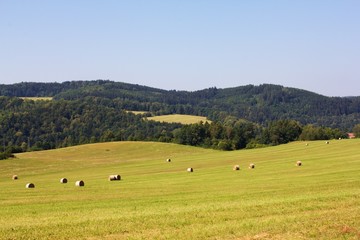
[0,140,359,239]
[1,80,359,156]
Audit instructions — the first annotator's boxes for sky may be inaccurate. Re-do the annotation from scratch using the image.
[1,1,359,97]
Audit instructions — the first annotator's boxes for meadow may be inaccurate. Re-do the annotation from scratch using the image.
[126,110,149,115]
[147,114,211,124]
[19,97,53,101]
[0,140,359,239]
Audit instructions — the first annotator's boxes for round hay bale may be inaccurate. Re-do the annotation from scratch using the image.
[233,165,240,170]
[325,141,329,144]
[166,158,171,162]
[75,180,85,187]
[296,161,302,166]
[26,183,35,188]
[109,174,121,181]
[305,143,309,146]
[60,178,68,183]
[187,167,193,172]
[249,163,255,169]
[12,175,18,180]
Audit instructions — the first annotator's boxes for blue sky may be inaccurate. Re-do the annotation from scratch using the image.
[1,1,359,96]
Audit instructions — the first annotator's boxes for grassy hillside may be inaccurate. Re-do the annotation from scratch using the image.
[0,140,359,239]
[147,114,211,124]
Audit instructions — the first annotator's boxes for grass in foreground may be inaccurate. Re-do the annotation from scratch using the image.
[147,114,211,124]
[0,140,359,239]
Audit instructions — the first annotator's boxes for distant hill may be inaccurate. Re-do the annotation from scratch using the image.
[1,80,359,129]
[1,80,357,156]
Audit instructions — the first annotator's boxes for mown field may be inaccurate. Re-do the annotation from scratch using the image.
[19,97,53,101]
[0,140,359,239]
[147,114,211,124]
[126,110,149,115]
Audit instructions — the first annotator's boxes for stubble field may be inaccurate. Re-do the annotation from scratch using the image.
[0,140,359,239]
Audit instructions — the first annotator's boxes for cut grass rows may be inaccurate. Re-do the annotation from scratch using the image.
[0,140,359,239]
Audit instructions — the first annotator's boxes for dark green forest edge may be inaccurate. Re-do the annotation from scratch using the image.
[1,80,360,159]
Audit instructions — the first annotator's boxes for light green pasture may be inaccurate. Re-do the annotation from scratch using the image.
[0,140,359,239]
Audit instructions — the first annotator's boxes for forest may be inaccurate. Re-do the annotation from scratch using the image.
[1,80,359,159]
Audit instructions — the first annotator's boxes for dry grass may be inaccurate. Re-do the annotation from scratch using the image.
[108,175,121,181]
[147,114,211,124]
[0,140,359,239]
[126,110,149,115]
[75,180,84,187]
[60,178,68,183]
[20,97,53,101]
[25,183,35,188]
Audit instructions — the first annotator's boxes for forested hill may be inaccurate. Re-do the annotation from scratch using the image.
[1,80,359,129]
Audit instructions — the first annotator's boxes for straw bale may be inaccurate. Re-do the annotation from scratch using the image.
[75,180,85,187]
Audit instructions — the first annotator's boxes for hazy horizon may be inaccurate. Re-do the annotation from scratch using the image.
[1,1,359,97]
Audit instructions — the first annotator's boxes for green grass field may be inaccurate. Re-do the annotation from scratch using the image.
[126,110,149,115]
[147,114,211,124]
[0,140,359,239]
[19,97,53,101]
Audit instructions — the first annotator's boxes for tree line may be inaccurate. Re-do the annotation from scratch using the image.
[1,95,357,160]
[1,80,359,130]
